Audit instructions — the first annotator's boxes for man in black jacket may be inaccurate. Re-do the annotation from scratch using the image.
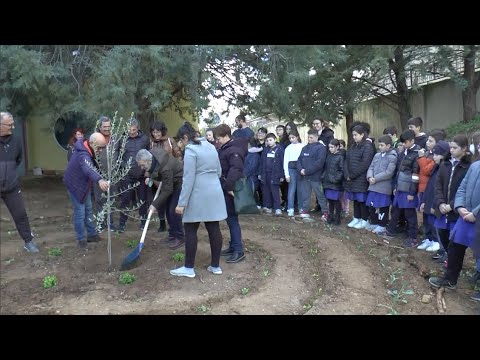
[0,112,39,253]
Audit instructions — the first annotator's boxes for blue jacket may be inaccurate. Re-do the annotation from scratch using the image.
[244,146,262,179]
[296,142,326,182]
[260,145,285,185]
[64,140,102,203]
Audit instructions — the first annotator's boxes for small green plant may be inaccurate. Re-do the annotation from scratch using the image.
[387,283,414,304]
[196,304,210,313]
[126,239,139,248]
[119,272,136,285]
[308,248,318,257]
[241,287,249,295]
[387,269,403,286]
[312,273,320,280]
[303,303,312,310]
[48,247,62,256]
[263,269,271,277]
[43,275,58,289]
[265,255,273,261]
[172,252,185,262]
[4,258,15,265]
[377,304,398,315]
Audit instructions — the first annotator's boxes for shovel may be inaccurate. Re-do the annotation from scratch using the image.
[120,181,162,271]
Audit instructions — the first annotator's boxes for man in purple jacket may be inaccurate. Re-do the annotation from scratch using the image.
[64,132,109,248]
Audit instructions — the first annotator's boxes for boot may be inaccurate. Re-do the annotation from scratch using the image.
[158,219,166,232]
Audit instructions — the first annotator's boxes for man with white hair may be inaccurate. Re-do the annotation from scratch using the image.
[136,147,185,249]
[0,112,39,252]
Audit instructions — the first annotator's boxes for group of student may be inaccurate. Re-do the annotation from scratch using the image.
[223,114,479,301]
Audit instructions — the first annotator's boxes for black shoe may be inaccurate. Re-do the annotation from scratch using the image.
[434,253,448,264]
[157,219,166,232]
[117,224,126,233]
[428,277,456,290]
[23,241,40,253]
[431,249,446,260]
[77,240,87,249]
[87,235,102,243]
[226,252,245,263]
[220,248,234,257]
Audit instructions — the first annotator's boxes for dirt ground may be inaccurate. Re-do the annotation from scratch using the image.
[1,176,479,315]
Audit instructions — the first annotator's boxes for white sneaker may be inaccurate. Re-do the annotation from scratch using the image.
[425,241,440,252]
[170,266,196,278]
[347,218,360,228]
[417,239,432,250]
[287,209,294,217]
[372,225,386,234]
[364,222,377,231]
[207,266,222,275]
[275,209,282,216]
[353,219,367,229]
[263,207,272,214]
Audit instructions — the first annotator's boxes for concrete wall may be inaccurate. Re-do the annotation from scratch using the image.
[331,76,480,146]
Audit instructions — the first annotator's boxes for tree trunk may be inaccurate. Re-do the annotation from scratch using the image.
[462,45,480,122]
[345,112,354,148]
[391,46,411,130]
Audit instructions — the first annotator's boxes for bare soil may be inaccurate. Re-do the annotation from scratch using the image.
[1,176,479,315]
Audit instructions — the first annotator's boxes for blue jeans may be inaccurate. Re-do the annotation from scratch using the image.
[287,169,301,211]
[226,215,243,253]
[68,190,97,242]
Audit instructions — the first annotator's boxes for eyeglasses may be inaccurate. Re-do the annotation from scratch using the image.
[1,122,14,128]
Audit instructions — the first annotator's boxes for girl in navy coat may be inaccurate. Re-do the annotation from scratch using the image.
[259,133,285,216]
[322,139,344,225]
[344,125,375,229]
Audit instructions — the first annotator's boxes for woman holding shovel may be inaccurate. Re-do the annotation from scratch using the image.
[170,122,227,278]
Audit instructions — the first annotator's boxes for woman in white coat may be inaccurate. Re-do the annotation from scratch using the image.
[170,122,227,278]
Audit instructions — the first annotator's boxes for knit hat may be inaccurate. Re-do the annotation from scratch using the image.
[432,140,450,156]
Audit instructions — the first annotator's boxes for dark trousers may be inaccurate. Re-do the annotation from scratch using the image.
[280,180,288,206]
[437,229,451,254]
[165,187,184,240]
[262,173,281,210]
[353,201,368,221]
[184,221,223,268]
[149,184,166,220]
[388,206,418,239]
[328,200,342,220]
[445,241,467,284]
[368,206,389,227]
[1,186,33,243]
[423,213,437,241]
[119,176,148,225]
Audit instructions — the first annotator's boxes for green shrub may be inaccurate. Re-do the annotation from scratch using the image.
[126,239,139,248]
[446,114,480,138]
[48,247,62,256]
[119,272,136,285]
[172,252,185,262]
[43,275,58,289]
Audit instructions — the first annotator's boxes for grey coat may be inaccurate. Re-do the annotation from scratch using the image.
[366,149,398,195]
[454,160,480,217]
[177,138,227,223]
